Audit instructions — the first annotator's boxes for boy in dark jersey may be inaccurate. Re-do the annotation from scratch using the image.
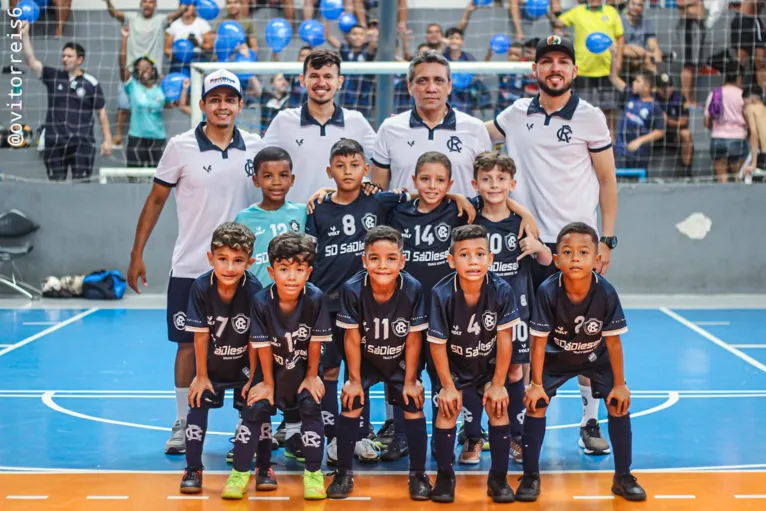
[179,222,265,498]
[428,225,520,503]
[470,152,552,465]
[327,226,432,501]
[306,138,410,463]
[517,222,646,503]
[247,232,332,500]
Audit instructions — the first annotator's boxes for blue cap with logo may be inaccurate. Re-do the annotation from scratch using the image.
[202,69,242,99]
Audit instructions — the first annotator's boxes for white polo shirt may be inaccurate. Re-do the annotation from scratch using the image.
[372,106,492,196]
[494,93,612,243]
[154,123,263,279]
[262,103,376,202]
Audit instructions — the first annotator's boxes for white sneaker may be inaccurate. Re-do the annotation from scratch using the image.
[165,419,186,454]
[354,438,381,462]
[326,437,338,465]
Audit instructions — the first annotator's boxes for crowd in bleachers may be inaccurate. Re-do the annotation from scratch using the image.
[6,0,766,183]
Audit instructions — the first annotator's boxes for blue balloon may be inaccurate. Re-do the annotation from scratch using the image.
[162,72,187,102]
[235,49,258,83]
[338,12,357,33]
[17,0,40,23]
[299,19,325,47]
[490,34,511,54]
[214,34,239,62]
[179,0,193,4]
[524,0,549,19]
[217,20,246,46]
[452,72,473,91]
[172,39,195,64]
[585,31,613,54]
[473,0,493,5]
[320,0,344,20]
[265,17,293,53]
[195,0,219,21]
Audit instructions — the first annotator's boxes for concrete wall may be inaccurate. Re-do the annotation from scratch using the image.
[0,182,764,295]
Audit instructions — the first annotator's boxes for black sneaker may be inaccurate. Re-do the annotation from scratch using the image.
[487,474,515,503]
[180,467,203,494]
[255,467,278,491]
[408,471,432,501]
[515,473,541,502]
[430,471,456,503]
[579,419,611,455]
[611,473,647,501]
[284,434,306,463]
[327,470,354,499]
[374,419,395,447]
[380,436,409,461]
[274,420,286,447]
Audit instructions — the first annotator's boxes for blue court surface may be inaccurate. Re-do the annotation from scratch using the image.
[1,304,765,475]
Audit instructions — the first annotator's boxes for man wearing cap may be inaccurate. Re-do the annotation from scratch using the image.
[655,73,694,178]
[485,35,620,460]
[127,69,263,455]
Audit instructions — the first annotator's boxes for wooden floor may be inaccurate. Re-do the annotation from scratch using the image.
[2,473,766,510]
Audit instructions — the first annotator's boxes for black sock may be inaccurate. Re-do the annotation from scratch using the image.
[521,416,546,474]
[506,379,526,438]
[299,395,326,473]
[184,406,209,469]
[461,387,483,439]
[608,414,632,474]
[404,417,427,472]
[321,378,338,440]
[432,426,456,475]
[232,418,262,472]
[488,424,511,477]
[394,405,407,442]
[358,389,370,441]
[337,414,359,471]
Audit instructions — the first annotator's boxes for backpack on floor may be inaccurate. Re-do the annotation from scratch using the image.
[82,270,127,300]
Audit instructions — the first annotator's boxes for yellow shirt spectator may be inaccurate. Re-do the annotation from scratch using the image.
[559,4,624,78]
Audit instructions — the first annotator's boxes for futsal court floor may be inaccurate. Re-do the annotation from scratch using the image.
[1,294,765,510]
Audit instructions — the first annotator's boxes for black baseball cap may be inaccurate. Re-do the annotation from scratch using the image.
[535,35,576,64]
[656,72,673,88]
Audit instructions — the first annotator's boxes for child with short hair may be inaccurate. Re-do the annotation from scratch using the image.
[427,224,520,503]
[327,226,432,501]
[179,222,264,497]
[517,222,645,502]
[247,232,332,500]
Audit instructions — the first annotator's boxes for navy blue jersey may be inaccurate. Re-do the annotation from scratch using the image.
[250,282,333,373]
[427,271,520,386]
[387,199,468,301]
[186,270,263,383]
[337,270,428,380]
[530,272,628,366]
[306,191,407,310]
[655,90,688,121]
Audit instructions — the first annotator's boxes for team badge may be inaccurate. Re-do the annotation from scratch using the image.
[295,323,311,342]
[547,35,561,45]
[446,135,462,153]
[482,311,497,331]
[290,219,300,232]
[392,317,410,337]
[506,233,517,251]
[361,213,377,231]
[173,311,187,331]
[244,158,255,177]
[232,313,250,334]
[435,222,451,242]
[583,318,603,336]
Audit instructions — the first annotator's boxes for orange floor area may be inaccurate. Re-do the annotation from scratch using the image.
[2,472,766,510]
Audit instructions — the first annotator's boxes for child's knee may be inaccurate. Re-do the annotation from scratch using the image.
[485,405,509,426]
[323,367,340,380]
[606,402,629,417]
[243,399,272,423]
[403,410,424,420]
[341,408,362,419]
[298,394,322,418]
[525,405,547,418]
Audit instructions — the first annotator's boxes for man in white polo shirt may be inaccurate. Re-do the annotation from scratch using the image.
[485,35,619,458]
[262,49,376,202]
[127,69,263,455]
[371,50,492,197]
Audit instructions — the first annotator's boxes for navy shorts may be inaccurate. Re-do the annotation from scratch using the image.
[432,372,494,411]
[534,355,616,409]
[511,320,531,365]
[342,360,423,414]
[252,366,314,414]
[322,313,346,371]
[167,276,195,343]
[192,379,248,411]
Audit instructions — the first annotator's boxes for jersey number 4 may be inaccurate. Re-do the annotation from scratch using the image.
[467,314,481,335]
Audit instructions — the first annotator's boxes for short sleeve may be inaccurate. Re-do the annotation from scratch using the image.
[360,116,377,162]
[185,280,208,332]
[296,204,308,231]
[124,77,135,94]
[558,8,576,27]
[477,119,493,152]
[41,65,56,84]
[373,191,408,212]
[304,208,318,242]
[153,139,183,187]
[493,106,512,138]
[371,124,391,169]
[199,18,212,34]
[311,294,333,342]
[529,287,554,337]
[426,290,450,344]
[93,83,106,111]
[336,283,359,329]
[585,108,613,153]
[261,112,281,147]
[249,297,271,348]
[410,281,428,331]
[496,283,521,331]
[652,103,666,131]
[602,289,628,336]
[613,10,625,38]
[644,19,656,40]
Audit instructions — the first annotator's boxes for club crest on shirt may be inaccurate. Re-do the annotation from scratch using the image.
[361,213,377,231]
[482,311,497,331]
[232,313,250,334]
[244,158,255,177]
[582,318,603,336]
[295,323,311,342]
[290,220,300,232]
[173,312,187,331]
[392,317,410,337]
[506,233,517,251]
[435,222,451,242]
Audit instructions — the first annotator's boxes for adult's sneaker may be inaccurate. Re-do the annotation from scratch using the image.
[430,471,456,503]
[509,436,523,464]
[579,419,611,455]
[255,467,278,491]
[179,467,203,494]
[374,419,395,447]
[221,469,250,500]
[515,473,541,502]
[327,470,354,499]
[303,469,327,500]
[165,419,186,455]
[355,438,381,462]
[408,471,432,501]
[487,474,515,503]
[380,436,407,462]
[457,438,482,465]
[611,473,647,501]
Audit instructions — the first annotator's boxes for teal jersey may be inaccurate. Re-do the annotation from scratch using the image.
[124,78,166,140]
[235,201,307,285]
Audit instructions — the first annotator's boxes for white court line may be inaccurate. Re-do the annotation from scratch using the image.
[0,345,11,348]
[660,308,766,373]
[21,321,60,326]
[655,495,696,499]
[735,495,766,499]
[693,321,730,326]
[573,495,614,500]
[731,344,766,349]
[86,496,129,500]
[249,496,290,500]
[6,496,48,499]
[0,308,99,358]
[343,497,372,500]
[547,392,679,430]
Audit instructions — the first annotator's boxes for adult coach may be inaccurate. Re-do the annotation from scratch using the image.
[371,50,492,197]
[127,70,263,454]
[485,36,619,456]
[262,49,376,202]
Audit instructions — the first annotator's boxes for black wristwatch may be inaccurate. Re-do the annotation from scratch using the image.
[600,236,618,249]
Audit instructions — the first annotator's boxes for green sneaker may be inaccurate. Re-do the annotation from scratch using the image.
[303,469,327,500]
[221,469,250,500]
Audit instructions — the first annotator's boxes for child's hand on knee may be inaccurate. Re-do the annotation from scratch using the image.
[607,384,631,416]
[524,382,549,412]
[248,382,274,406]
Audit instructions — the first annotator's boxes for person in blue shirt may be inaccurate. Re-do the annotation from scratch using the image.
[654,73,694,178]
[247,232,333,500]
[327,226,432,501]
[326,24,377,119]
[609,68,666,171]
[517,222,646,503]
[427,224,520,503]
[178,222,264,498]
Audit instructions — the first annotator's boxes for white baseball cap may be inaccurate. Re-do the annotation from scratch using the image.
[201,69,242,99]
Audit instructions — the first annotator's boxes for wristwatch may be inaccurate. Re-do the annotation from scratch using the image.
[600,236,618,249]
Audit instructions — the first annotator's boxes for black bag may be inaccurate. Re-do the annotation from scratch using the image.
[82,270,127,300]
